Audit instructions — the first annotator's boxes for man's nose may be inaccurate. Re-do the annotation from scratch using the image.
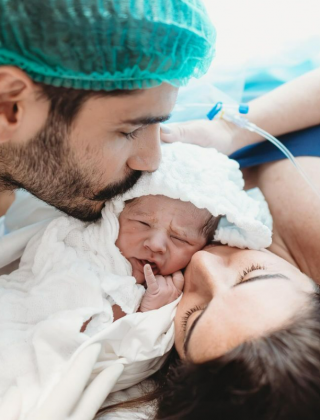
[126,125,161,172]
[144,231,167,254]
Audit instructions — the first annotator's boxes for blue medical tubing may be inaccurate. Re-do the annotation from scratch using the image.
[207,102,249,120]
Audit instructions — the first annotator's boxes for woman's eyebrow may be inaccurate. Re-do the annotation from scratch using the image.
[235,273,290,287]
[183,307,208,356]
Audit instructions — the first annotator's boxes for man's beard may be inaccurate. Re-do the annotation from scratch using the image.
[0,114,142,222]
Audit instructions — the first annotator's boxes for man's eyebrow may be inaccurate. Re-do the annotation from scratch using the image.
[235,273,290,286]
[183,307,208,356]
[120,114,171,126]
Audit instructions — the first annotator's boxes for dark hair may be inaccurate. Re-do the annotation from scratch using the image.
[36,83,135,126]
[202,214,222,243]
[96,291,320,420]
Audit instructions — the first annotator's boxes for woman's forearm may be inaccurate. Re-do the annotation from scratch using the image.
[162,68,320,155]
[230,67,320,152]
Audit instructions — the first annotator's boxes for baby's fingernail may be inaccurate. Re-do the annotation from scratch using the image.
[160,124,171,134]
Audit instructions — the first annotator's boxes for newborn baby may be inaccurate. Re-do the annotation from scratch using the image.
[115,195,218,315]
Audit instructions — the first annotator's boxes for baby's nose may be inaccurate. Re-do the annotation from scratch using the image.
[144,231,167,254]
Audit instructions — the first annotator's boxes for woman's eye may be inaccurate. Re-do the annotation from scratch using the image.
[238,263,265,283]
[181,305,206,332]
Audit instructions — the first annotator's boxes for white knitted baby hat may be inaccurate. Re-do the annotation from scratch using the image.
[111,142,272,249]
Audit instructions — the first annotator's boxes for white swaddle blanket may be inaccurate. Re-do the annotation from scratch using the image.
[0,143,272,419]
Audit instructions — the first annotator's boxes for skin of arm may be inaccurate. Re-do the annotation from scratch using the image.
[244,156,320,283]
[228,67,320,153]
[161,68,320,155]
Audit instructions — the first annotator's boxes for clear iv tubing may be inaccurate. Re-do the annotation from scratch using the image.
[174,101,320,199]
[221,112,320,201]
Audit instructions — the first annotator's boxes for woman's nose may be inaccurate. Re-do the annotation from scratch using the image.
[144,231,167,254]
[187,249,231,293]
[126,125,161,172]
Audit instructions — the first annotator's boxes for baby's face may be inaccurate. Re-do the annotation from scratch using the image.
[116,195,211,283]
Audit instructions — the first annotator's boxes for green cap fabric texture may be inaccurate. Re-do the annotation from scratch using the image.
[0,0,216,91]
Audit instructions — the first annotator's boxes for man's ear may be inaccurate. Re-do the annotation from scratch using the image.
[0,66,34,143]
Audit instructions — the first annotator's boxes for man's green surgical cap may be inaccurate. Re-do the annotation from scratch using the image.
[0,0,216,91]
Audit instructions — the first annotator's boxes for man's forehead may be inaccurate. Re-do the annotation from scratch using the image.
[105,84,178,123]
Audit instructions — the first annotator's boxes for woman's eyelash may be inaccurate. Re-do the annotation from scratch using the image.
[181,305,204,332]
[238,264,265,282]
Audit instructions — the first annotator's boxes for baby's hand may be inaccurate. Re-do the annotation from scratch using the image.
[139,264,184,312]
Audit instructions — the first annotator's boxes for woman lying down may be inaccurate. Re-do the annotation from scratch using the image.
[0,143,272,419]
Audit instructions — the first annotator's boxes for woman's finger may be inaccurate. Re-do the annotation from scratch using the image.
[144,264,159,294]
[160,120,215,147]
[172,271,185,291]
[160,120,234,154]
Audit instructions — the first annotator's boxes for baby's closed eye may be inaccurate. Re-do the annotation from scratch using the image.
[171,236,189,244]
[138,220,150,227]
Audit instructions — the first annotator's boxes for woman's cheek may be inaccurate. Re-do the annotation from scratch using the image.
[174,307,187,358]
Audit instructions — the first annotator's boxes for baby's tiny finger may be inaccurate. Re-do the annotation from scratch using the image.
[144,264,159,294]
[172,271,185,291]
[164,275,172,286]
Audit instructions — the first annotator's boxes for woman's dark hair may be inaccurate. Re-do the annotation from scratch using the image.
[96,291,320,420]
[155,291,320,420]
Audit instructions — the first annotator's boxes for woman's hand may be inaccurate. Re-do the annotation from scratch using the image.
[139,265,184,312]
[160,118,254,155]
[161,119,238,155]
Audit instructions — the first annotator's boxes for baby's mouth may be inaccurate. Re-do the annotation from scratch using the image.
[140,259,159,275]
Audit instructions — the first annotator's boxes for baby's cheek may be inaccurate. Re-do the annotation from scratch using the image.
[170,249,193,272]
[116,233,130,256]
